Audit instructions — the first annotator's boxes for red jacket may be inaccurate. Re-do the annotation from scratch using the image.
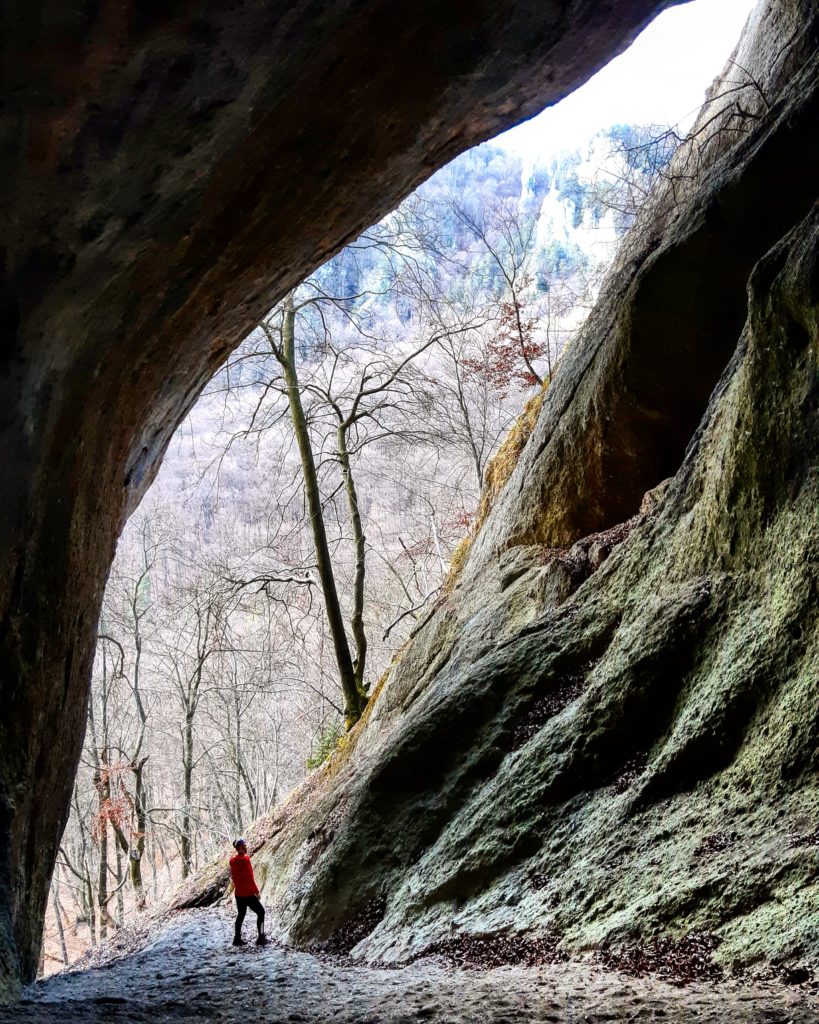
[229,853,258,898]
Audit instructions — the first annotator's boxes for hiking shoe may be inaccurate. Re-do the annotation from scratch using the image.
[232,936,246,947]
[256,933,269,946]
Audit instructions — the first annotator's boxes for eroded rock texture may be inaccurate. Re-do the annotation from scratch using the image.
[175,0,819,975]
[0,0,685,996]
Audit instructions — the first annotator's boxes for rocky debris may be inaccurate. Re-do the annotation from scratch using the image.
[781,965,814,985]
[599,932,724,983]
[319,896,388,955]
[639,477,672,515]
[611,753,650,795]
[562,511,646,575]
[789,828,819,849]
[694,832,739,857]
[503,510,648,608]
[509,675,587,751]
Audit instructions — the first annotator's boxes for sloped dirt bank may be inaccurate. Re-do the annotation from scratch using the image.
[3,909,816,1023]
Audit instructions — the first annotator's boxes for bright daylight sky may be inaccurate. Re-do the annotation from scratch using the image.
[498,0,757,160]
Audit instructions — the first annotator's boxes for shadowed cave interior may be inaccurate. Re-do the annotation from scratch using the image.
[1,0,818,1020]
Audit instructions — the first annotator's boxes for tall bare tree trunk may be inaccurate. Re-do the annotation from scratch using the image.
[84,871,96,946]
[181,712,194,877]
[114,844,125,925]
[52,866,68,968]
[91,732,112,945]
[337,424,368,694]
[278,293,364,728]
[131,758,148,908]
[96,776,108,943]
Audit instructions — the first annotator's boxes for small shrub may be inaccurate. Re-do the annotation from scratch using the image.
[307,719,345,770]
[442,534,474,594]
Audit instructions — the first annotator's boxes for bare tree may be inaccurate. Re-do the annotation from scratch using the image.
[259,281,468,726]
[454,199,547,388]
[152,568,232,876]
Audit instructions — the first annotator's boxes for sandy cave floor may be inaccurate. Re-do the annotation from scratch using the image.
[3,909,817,1023]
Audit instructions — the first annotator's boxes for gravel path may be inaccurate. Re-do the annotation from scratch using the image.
[2,909,816,1023]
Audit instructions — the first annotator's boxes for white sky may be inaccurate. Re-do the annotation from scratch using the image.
[498,0,757,160]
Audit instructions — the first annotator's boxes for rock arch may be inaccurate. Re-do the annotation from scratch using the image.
[0,0,685,992]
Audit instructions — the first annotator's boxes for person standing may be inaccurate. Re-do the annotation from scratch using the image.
[229,838,268,946]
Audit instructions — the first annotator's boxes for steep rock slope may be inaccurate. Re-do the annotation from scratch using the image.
[181,0,819,973]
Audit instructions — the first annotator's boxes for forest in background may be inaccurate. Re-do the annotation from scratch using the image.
[42,124,671,972]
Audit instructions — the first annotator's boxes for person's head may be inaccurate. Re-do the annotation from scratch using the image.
[233,838,247,855]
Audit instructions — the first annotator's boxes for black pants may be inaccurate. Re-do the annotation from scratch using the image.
[234,895,265,937]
